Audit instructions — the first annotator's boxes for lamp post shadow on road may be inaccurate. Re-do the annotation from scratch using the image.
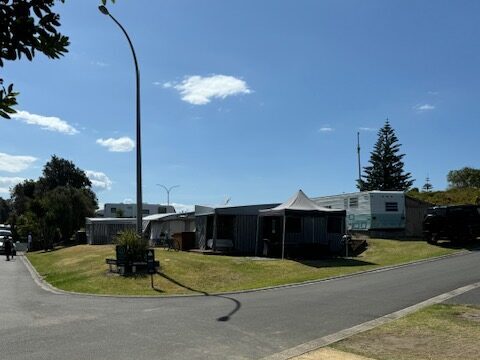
[98,5,143,235]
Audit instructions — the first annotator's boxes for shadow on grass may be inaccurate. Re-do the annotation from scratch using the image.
[295,257,377,269]
[157,271,241,322]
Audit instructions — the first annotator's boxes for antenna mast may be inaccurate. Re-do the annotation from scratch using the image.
[357,131,361,183]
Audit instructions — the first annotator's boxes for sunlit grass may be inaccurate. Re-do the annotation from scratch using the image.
[27,239,459,296]
[333,304,480,360]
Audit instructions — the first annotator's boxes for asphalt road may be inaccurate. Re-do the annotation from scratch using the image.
[1,250,479,360]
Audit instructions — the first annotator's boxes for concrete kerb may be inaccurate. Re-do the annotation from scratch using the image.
[21,247,476,299]
[261,281,480,360]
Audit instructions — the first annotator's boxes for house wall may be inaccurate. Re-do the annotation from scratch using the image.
[104,203,175,218]
[233,215,259,254]
[405,197,431,238]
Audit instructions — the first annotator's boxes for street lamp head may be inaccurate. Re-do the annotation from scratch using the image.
[98,5,110,15]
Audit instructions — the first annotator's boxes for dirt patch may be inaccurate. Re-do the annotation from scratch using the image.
[459,309,480,323]
[294,347,374,360]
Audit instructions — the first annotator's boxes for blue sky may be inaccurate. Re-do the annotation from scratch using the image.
[2,0,480,211]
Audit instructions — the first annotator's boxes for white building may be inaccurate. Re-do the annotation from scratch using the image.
[103,203,175,218]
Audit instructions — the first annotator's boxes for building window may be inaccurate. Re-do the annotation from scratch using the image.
[349,197,358,208]
[110,208,116,214]
[286,217,301,233]
[271,219,276,234]
[142,209,150,215]
[158,207,166,214]
[344,199,348,209]
[385,202,398,212]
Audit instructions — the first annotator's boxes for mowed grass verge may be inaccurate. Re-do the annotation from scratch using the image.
[331,304,480,360]
[26,239,459,296]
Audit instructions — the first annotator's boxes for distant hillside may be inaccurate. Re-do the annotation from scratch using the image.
[408,187,480,206]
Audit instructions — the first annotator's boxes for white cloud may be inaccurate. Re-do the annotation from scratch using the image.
[11,110,79,135]
[85,170,112,191]
[168,75,251,105]
[171,203,194,213]
[414,104,435,112]
[162,81,173,88]
[0,152,37,173]
[359,127,377,132]
[96,137,135,152]
[123,198,133,204]
[91,61,109,67]
[0,177,25,195]
[319,127,334,132]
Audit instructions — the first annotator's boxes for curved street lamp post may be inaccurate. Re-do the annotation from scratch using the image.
[99,5,143,235]
[156,184,180,206]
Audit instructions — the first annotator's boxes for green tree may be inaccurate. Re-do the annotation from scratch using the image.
[422,176,433,192]
[0,0,115,118]
[0,0,69,118]
[41,186,96,242]
[9,156,97,245]
[447,167,480,189]
[10,179,37,215]
[0,197,11,223]
[38,155,92,191]
[358,120,414,191]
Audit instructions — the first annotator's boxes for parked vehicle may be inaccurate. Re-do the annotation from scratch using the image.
[423,205,480,244]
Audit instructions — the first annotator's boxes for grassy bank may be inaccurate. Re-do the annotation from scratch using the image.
[27,239,459,296]
[332,304,480,360]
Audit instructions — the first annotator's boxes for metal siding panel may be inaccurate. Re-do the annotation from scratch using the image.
[234,215,258,254]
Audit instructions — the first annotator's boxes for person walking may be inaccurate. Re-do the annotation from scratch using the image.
[28,232,32,252]
[4,236,12,261]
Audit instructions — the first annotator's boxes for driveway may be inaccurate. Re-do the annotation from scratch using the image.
[1,250,479,360]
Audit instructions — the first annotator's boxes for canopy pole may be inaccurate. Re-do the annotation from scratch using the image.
[312,216,314,243]
[282,214,286,260]
[255,215,260,256]
[212,214,217,252]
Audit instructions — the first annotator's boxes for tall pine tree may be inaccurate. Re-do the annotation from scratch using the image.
[358,120,414,191]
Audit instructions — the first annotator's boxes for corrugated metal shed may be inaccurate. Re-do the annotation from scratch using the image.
[85,218,136,245]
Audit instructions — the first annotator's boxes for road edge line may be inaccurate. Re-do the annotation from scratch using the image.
[260,281,480,360]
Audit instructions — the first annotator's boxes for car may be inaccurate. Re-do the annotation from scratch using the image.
[0,229,16,255]
[423,205,480,244]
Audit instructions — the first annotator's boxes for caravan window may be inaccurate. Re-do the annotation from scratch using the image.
[385,202,398,212]
[349,197,358,208]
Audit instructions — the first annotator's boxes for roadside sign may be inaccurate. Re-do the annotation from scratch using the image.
[146,249,155,274]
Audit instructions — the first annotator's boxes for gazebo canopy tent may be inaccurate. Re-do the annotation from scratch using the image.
[258,190,346,258]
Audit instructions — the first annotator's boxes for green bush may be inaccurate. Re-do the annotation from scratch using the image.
[115,229,148,262]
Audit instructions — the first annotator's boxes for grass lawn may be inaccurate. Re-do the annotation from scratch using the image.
[26,239,460,296]
[331,304,480,360]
